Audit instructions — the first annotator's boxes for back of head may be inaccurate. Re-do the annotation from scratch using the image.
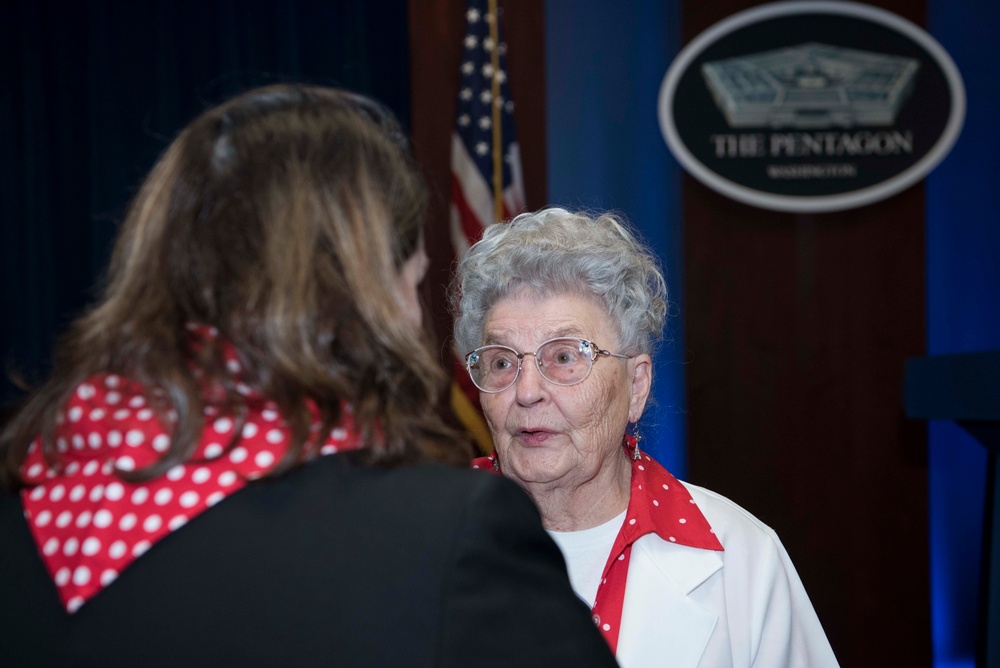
[111,85,425,355]
[2,84,465,488]
[452,207,668,357]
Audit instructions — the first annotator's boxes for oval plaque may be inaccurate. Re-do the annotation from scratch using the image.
[658,1,965,213]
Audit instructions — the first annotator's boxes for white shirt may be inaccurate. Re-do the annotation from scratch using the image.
[546,509,626,607]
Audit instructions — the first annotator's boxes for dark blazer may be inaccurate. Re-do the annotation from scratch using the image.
[0,453,617,667]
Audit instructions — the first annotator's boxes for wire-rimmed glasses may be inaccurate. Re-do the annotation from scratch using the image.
[464,337,632,393]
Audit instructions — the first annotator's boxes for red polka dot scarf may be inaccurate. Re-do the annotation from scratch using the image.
[472,436,724,654]
[19,340,364,614]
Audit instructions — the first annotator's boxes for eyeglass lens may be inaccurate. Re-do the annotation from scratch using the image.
[468,338,594,392]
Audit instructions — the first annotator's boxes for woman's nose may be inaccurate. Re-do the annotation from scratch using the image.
[513,355,546,406]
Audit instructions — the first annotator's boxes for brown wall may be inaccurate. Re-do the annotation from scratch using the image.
[682,2,931,666]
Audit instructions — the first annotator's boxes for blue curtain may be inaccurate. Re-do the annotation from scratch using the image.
[927,1,1000,665]
[0,0,409,410]
[545,0,685,476]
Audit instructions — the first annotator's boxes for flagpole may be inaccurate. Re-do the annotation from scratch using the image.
[488,0,503,223]
[450,0,526,455]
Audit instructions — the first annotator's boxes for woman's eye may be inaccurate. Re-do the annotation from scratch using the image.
[547,346,579,365]
[491,356,514,371]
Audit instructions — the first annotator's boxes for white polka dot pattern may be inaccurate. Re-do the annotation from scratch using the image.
[20,367,363,614]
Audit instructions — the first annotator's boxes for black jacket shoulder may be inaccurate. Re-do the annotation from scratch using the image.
[0,455,616,667]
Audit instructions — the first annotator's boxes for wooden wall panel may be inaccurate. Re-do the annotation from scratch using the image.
[682,2,931,666]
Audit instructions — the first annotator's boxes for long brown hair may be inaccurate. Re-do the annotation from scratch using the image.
[1,84,469,490]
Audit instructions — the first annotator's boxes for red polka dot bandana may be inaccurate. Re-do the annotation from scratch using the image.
[472,436,724,654]
[590,439,723,654]
[20,370,363,614]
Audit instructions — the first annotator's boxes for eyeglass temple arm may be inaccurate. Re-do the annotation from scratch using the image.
[596,349,633,360]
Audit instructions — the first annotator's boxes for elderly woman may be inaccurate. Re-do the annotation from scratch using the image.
[0,88,616,667]
[454,208,839,668]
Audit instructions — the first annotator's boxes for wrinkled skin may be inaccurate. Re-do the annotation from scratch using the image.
[479,290,651,530]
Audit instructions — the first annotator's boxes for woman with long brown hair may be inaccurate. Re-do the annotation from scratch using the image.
[0,85,615,667]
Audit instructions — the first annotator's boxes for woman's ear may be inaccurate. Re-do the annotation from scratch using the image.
[628,353,652,423]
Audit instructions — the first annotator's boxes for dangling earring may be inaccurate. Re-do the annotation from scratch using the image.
[492,452,501,473]
[631,422,642,461]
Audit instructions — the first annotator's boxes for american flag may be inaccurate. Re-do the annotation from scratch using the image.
[449,0,525,453]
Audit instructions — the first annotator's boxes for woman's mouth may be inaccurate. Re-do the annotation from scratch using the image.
[517,428,555,446]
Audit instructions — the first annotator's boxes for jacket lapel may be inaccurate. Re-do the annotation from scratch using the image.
[615,534,723,668]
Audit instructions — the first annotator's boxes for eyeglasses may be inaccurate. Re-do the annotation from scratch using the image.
[464,337,632,393]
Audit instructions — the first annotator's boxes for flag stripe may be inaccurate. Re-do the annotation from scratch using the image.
[451,174,490,246]
[503,143,525,214]
[450,132,495,234]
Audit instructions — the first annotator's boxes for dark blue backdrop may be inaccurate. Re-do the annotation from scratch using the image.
[0,0,410,410]
[927,1,1000,665]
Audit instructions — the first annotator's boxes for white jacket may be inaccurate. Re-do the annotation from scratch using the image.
[615,482,840,668]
